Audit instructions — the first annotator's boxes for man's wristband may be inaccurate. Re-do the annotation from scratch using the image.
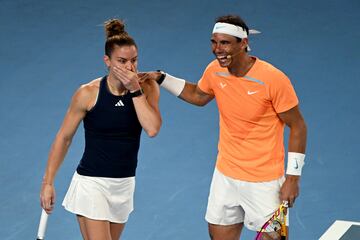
[156,70,166,85]
[155,70,186,97]
[286,152,305,176]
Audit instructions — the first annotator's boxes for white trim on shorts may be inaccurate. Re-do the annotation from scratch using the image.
[205,168,288,231]
[62,172,135,223]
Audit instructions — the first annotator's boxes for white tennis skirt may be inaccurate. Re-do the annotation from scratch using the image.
[62,172,135,223]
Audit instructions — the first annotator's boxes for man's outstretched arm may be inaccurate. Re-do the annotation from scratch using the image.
[141,71,214,106]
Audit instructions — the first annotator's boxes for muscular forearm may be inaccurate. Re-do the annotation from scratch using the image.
[43,135,72,184]
[287,120,307,153]
[286,119,307,177]
[157,72,213,106]
[132,95,161,137]
[179,82,208,106]
[281,123,306,205]
[179,82,197,104]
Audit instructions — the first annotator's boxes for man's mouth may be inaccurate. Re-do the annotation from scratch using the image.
[216,54,229,64]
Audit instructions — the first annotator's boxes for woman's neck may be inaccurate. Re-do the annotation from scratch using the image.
[107,74,127,96]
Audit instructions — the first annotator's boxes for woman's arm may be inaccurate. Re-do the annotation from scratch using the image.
[40,84,94,213]
[112,66,162,137]
[132,80,161,137]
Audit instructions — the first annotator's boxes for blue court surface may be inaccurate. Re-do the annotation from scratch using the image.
[1,0,359,239]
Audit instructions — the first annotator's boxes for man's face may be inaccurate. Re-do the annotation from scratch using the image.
[104,45,138,72]
[211,33,245,67]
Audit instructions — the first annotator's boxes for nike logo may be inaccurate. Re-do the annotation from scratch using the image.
[247,90,259,95]
[115,100,124,107]
[294,159,299,169]
[220,82,227,89]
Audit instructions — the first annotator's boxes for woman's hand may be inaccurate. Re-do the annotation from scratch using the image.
[40,182,56,214]
[113,66,141,91]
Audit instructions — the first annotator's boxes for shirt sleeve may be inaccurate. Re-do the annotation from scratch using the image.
[198,63,214,95]
[269,70,299,113]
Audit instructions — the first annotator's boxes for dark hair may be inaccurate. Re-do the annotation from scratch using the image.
[215,15,249,42]
[104,19,137,57]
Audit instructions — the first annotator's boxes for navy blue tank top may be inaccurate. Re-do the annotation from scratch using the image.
[76,76,142,178]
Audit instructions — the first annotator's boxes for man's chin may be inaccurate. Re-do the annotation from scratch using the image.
[217,60,231,68]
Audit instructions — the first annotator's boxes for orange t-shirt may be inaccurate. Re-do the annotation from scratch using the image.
[198,57,299,181]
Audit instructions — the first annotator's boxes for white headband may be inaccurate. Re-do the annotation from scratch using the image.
[212,22,261,51]
[212,22,248,39]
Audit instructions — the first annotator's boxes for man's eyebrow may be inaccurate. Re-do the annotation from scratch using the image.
[116,56,138,60]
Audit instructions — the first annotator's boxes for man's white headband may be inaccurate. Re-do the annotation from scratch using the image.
[212,22,260,51]
[213,22,248,39]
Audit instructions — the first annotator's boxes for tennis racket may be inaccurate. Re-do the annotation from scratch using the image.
[36,209,49,240]
[255,202,288,240]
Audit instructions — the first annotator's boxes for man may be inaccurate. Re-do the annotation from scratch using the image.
[147,15,307,239]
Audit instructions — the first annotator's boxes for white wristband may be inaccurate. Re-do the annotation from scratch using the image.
[160,73,186,97]
[286,152,305,176]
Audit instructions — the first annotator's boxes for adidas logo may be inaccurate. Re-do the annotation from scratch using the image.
[115,99,124,107]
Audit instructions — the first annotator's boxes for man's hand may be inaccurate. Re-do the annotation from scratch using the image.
[137,71,162,83]
[279,175,300,207]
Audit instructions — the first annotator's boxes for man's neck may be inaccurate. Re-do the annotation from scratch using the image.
[228,55,256,77]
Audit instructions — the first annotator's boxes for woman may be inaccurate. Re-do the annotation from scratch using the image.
[40,19,161,240]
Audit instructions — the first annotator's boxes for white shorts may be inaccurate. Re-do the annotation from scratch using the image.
[62,172,135,223]
[205,168,288,231]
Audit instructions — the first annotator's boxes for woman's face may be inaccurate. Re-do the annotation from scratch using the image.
[104,44,138,72]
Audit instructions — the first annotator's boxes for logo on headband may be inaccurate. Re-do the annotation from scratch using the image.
[215,26,226,30]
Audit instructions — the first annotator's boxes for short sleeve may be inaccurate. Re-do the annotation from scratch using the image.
[269,71,299,113]
[198,63,214,95]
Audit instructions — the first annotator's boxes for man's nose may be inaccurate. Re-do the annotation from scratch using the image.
[213,43,223,53]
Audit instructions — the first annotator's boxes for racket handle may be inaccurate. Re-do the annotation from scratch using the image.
[36,209,49,240]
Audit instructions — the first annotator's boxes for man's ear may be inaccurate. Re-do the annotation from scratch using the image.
[241,38,249,51]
